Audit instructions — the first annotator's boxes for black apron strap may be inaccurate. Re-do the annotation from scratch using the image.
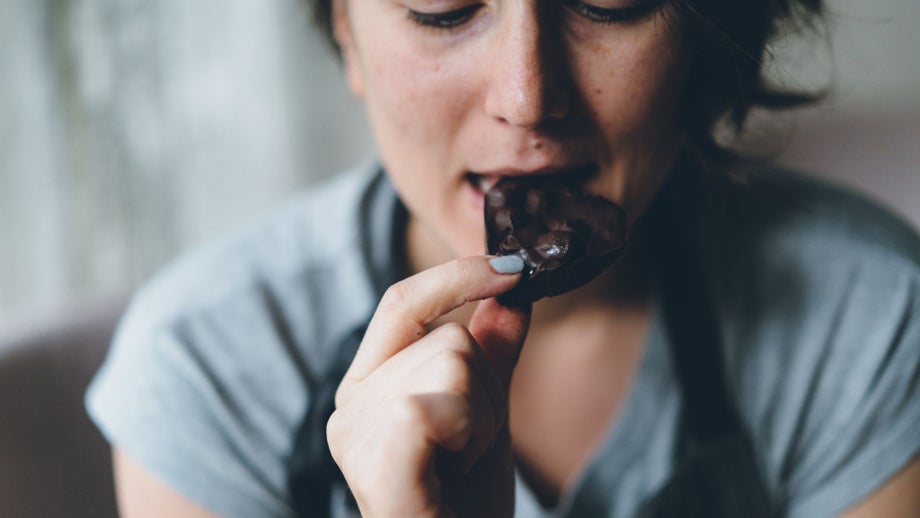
[287,172,410,517]
[638,167,775,518]
[287,326,363,518]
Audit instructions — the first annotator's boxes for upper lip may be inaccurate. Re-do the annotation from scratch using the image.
[471,163,596,178]
[467,163,598,192]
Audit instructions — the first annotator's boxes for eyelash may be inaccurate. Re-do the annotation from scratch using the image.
[406,1,660,30]
[407,4,482,29]
[560,0,660,24]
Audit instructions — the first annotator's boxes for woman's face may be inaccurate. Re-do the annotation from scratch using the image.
[334,0,689,260]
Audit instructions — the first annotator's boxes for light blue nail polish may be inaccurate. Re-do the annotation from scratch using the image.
[489,255,524,274]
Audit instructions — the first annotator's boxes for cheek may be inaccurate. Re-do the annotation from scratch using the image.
[571,28,687,218]
[355,45,486,256]
[360,44,473,158]
[575,25,686,142]
[591,62,683,140]
[364,60,426,141]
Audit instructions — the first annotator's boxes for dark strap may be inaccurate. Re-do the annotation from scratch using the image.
[638,169,774,518]
[639,433,774,518]
[287,327,363,518]
[654,185,739,451]
[287,170,409,517]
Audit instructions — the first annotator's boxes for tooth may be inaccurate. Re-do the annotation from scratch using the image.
[478,177,493,192]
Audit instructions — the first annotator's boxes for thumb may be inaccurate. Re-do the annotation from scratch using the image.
[468,298,532,391]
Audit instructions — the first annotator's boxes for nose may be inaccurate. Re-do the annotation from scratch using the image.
[484,10,571,129]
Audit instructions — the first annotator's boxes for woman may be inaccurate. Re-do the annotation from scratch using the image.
[87,0,920,516]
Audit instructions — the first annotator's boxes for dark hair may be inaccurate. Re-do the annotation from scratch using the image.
[307,0,824,167]
[667,0,825,166]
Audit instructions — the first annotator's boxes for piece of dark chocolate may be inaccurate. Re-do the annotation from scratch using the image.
[484,176,628,305]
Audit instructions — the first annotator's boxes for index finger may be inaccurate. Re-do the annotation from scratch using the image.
[345,255,524,382]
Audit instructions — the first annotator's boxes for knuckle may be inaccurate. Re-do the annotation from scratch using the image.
[325,411,346,463]
[434,349,473,392]
[390,395,426,427]
[380,282,410,313]
[327,407,402,506]
[435,322,475,352]
[334,381,352,409]
[328,411,373,489]
[379,281,427,337]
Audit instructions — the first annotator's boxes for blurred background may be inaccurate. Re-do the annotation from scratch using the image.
[1,0,919,327]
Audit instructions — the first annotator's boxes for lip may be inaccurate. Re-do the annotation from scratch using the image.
[465,163,598,194]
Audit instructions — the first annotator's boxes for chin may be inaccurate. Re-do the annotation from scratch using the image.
[447,230,486,259]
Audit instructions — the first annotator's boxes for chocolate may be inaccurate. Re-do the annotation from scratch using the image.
[484,176,628,305]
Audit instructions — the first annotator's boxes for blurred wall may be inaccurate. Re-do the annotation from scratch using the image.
[0,0,372,320]
[1,0,918,321]
[766,0,920,227]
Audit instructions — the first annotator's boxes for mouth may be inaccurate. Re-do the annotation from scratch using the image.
[464,163,599,196]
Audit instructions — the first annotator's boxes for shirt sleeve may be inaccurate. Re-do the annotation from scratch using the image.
[776,258,920,518]
[85,163,381,518]
[85,284,313,518]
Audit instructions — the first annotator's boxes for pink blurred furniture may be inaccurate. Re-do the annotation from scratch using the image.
[0,297,123,518]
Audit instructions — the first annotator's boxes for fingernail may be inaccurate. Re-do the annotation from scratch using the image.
[489,255,524,274]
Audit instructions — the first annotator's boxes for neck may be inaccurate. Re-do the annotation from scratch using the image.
[405,216,455,276]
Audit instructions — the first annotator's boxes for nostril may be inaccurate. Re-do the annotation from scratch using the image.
[492,93,569,130]
[545,87,571,121]
[487,75,571,130]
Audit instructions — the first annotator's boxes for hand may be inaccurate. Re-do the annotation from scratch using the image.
[327,256,531,517]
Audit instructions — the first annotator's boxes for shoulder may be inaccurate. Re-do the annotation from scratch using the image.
[700,168,920,341]
[86,160,389,517]
[701,167,920,277]
[127,159,387,358]
[701,169,920,517]
[700,168,920,380]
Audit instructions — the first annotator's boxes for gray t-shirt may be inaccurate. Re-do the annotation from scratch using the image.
[86,159,920,518]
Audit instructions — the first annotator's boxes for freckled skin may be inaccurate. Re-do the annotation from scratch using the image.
[335,1,689,265]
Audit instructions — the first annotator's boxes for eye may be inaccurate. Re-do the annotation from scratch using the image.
[407,4,482,29]
[561,0,662,24]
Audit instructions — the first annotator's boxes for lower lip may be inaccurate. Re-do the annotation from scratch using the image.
[464,164,599,203]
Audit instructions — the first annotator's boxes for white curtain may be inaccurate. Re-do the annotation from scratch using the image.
[0,0,372,317]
